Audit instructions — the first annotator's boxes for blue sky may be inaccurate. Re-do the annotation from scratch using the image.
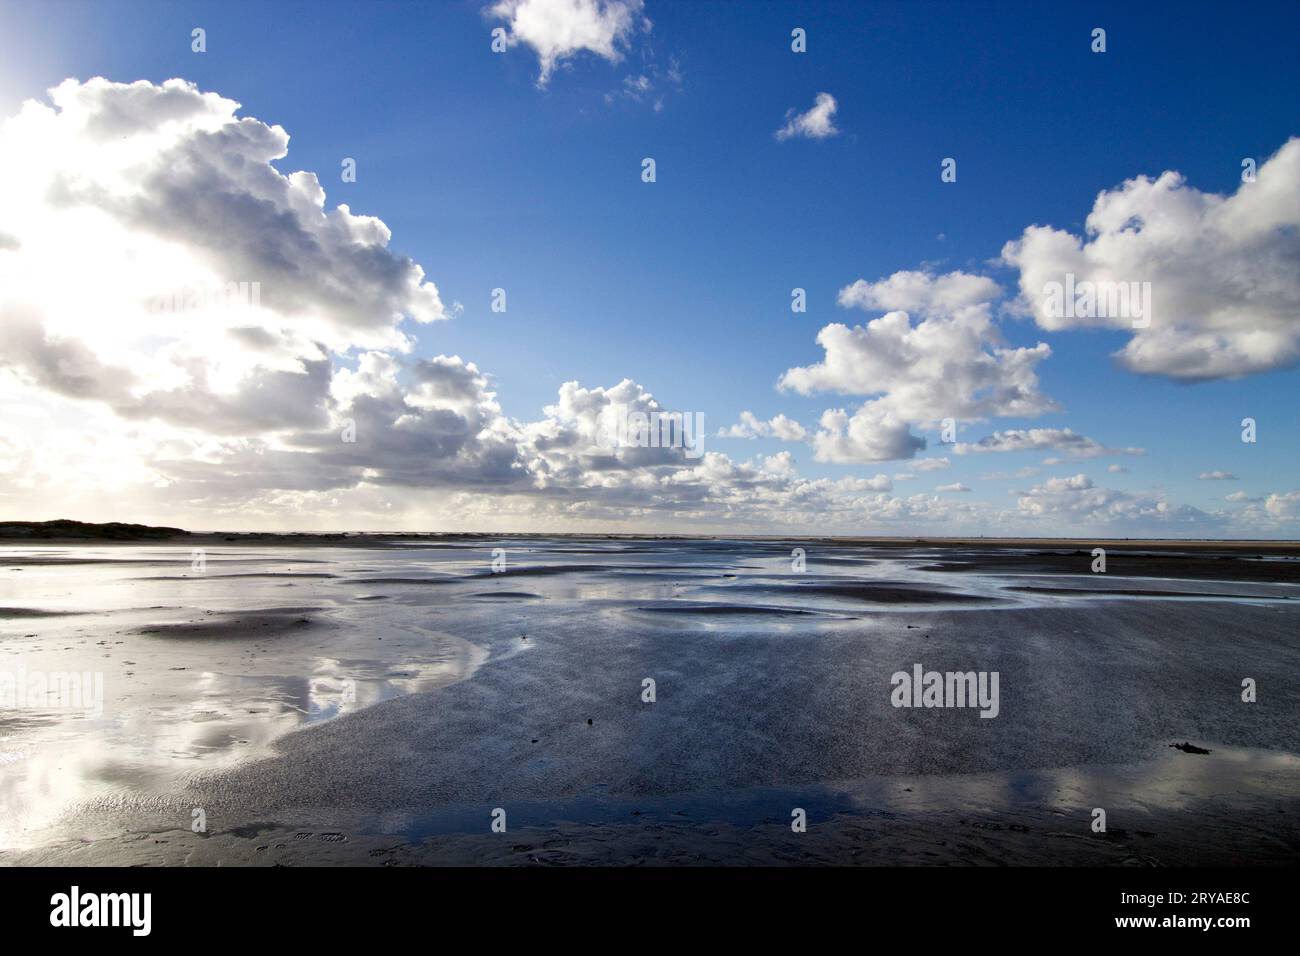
[0,0,1297,533]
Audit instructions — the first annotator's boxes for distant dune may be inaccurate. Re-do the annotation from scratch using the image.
[0,519,190,540]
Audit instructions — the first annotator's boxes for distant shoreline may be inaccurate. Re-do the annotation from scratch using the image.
[2,519,1299,552]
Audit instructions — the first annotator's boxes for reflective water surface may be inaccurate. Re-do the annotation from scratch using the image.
[2,538,1298,856]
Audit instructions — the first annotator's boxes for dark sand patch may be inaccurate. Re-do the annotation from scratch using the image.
[343,566,732,586]
[4,556,332,567]
[134,608,327,638]
[920,551,1300,583]
[729,582,996,604]
[633,602,820,616]
[486,564,754,578]
[494,564,670,577]
[139,572,338,581]
[784,555,880,567]
[0,607,86,618]
[4,558,201,567]
[348,576,461,586]
[1005,585,1284,600]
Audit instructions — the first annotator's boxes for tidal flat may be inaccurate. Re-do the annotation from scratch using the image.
[2,536,1298,865]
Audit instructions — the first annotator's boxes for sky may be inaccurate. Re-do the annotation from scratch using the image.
[0,0,1297,535]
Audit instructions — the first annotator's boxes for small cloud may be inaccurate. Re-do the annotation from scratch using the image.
[759,451,798,477]
[956,427,1144,460]
[979,466,1039,480]
[718,411,807,441]
[609,57,683,111]
[913,457,951,472]
[1198,470,1238,480]
[488,0,649,88]
[665,55,683,88]
[936,482,971,493]
[1107,464,1127,473]
[776,92,839,141]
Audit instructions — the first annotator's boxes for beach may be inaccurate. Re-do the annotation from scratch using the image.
[2,536,1298,865]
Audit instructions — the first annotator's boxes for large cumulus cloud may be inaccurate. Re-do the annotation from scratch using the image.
[778,270,1057,463]
[0,77,447,438]
[1003,137,1300,381]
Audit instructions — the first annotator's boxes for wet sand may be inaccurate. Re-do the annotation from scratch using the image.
[2,536,1298,865]
[16,754,1298,866]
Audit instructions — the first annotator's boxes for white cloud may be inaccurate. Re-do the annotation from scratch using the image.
[0,79,813,528]
[1198,470,1238,481]
[718,411,808,441]
[1222,489,1300,526]
[779,271,1055,463]
[837,270,1000,315]
[936,482,971,493]
[162,352,529,495]
[954,428,1144,459]
[1015,473,1213,527]
[606,56,683,111]
[808,404,926,463]
[488,0,649,87]
[781,272,1053,420]
[913,457,951,471]
[1221,490,1300,529]
[979,466,1040,480]
[1003,137,1300,381]
[1264,491,1300,519]
[776,92,839,141]
[834,473,893,492]
[0,77,446,438]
